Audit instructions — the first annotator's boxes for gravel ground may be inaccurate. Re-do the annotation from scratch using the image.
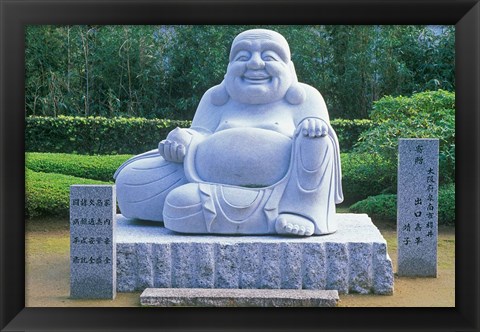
[25,217,454,307]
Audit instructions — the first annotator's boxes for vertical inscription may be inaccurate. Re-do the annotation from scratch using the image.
[70,185,117,298]
[397,139,439,277]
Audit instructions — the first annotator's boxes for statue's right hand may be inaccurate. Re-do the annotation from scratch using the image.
[159,139,186,163]
[159,127,196,163]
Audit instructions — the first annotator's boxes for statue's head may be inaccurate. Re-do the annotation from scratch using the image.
[211,29,306,106]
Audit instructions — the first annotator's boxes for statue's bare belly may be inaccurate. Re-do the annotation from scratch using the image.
[194,128,292,187]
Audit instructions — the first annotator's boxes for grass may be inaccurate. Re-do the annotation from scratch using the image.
[26,168,112,218]
[26,152,132,182]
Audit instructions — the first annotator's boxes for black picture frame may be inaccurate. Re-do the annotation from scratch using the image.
[1,0,479,331]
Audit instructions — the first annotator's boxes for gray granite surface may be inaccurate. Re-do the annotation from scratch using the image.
[116,213,394,294]
[140,288,339,307]
[397,139,439,277]
[70,185,117,299]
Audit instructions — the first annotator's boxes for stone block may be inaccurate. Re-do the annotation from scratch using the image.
[397,139,439,277]
[116,213,393,294]
[140,288,339,307]
[70,185,116,299]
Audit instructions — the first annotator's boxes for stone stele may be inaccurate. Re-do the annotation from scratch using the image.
[70,185,116,299]
[114,28,343,237]
[397,138,439,277]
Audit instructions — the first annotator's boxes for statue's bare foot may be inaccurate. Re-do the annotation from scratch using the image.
[275,214,315,236]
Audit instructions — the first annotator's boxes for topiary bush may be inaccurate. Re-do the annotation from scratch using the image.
[26,153,132,182]
[349,184,455,225]
[340,152,395,205]
[355,90,455,185]
[25,168,111,218]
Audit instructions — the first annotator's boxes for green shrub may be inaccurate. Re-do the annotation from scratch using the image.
[349,194,397,221]
[26,152,132,182]
[340,152,395,205]
[355,90,455,185]
[438,183,455,225]
[349,184,455,225]
[25,168,111,218]
[26,116,191,155]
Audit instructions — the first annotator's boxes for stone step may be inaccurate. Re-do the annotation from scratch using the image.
[116,213,394,295]
[140,288,339,307]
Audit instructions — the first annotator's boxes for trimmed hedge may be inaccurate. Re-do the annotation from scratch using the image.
[26,116,372,155]
[25,151,455,224]
[25,151,393,218]
[25,168,111,218]
[332,119,373,152]
[26,116,191,155]
[349,184,455,225]
[26,152,132,182]
[340,153,395,205]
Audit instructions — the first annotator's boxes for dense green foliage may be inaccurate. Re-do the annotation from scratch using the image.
[355,90,455,184]
[26,25,454,120]
[349,184,455,225]
[25,116,371,154]
[26,152,131,181]
[340,153,394,205]
[25,168,110,218]
[25,116,190,154]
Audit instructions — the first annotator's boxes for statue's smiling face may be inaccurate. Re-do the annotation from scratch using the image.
[225,31,294,105]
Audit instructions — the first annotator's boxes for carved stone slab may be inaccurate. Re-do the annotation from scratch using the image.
[70,185,116,299]
[397,139,439,277]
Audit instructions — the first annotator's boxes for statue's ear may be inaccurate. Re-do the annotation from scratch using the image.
[210,80,230,106]
[285,62,306,105]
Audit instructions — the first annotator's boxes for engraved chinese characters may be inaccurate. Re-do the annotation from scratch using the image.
[70,185,117,299]
[397,139,439,277]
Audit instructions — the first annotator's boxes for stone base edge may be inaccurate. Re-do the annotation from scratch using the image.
[140,288,339,307]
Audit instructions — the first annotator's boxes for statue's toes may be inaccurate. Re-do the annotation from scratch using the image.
[275,214,314,237]
[305,227,314,236]
[297,225,306,236]
[275,215,290,234]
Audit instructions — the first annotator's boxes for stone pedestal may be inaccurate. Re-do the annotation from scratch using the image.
[116,214,393,295]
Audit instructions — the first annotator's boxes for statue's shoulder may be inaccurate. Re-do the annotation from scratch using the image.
[299,83,326,104]
[191,84,226,130]
[205,83,229,107]
[293,83,329,122]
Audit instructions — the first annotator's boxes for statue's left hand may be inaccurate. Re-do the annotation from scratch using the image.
[296,118,328,138]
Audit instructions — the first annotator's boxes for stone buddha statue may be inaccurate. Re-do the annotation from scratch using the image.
[114,29,343,236]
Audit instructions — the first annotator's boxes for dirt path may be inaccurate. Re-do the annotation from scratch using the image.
[25,218,455,307]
